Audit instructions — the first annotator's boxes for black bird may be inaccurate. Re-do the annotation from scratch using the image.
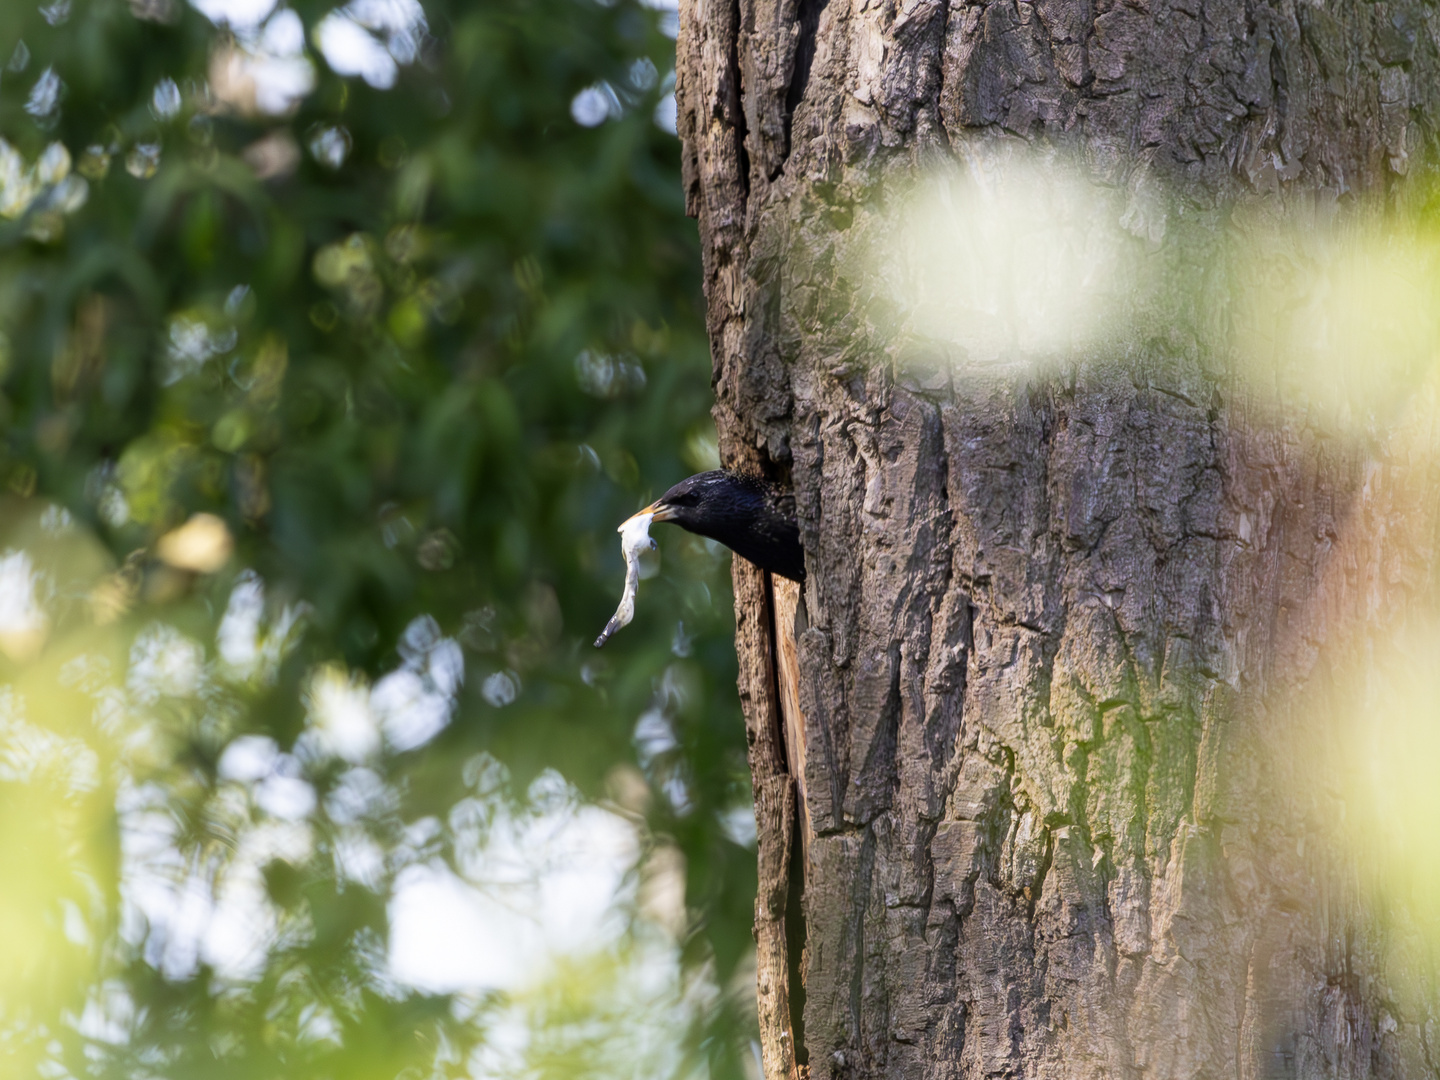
[631,470,805,583]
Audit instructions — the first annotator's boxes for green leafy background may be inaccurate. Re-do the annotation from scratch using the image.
[0,0,757,1076]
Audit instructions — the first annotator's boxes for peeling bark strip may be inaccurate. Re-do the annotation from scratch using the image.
[774,576,810,856]
[677,0,1440,1074]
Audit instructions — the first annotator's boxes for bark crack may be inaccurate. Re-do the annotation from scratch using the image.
[782,0,829,168]
[729,0,752,208]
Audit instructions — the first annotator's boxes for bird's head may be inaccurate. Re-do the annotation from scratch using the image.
[621,470,746,532]
[616,469,804,581]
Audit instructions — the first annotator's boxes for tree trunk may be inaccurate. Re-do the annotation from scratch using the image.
[676,0,1440,1076]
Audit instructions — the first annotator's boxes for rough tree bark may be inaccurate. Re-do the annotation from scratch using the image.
[676,0,1440,1077]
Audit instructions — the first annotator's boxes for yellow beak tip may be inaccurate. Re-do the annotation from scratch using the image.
[620,503,664,531]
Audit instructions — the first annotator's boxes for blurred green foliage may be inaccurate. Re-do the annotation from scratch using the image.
[0,0,757,1076]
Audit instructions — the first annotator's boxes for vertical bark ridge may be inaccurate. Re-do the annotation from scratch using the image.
[755,767,802,1080]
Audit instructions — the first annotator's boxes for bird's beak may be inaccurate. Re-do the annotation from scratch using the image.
[623,501,676,528]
